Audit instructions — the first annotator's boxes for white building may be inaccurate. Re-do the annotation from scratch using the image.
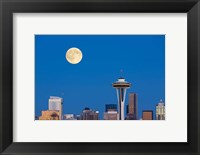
[156,99,165,120]
[48,96,63,120]
[104,111,119,120]
[63,114,76,120]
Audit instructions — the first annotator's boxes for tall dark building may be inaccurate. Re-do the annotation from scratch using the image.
[142,110,153,120]
[126,105,129,114]
[80,107,99,120]
[126,93,138,120]
[105,104,117,112]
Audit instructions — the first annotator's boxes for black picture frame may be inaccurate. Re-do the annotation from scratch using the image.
[0,0,200,154]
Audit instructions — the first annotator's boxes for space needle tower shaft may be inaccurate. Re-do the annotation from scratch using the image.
[112,77,131,120]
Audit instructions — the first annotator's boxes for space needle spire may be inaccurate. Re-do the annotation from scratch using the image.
[112,75,131,120]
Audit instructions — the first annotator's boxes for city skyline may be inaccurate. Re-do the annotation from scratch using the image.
[37,92,165,120]
[35,35,165,120]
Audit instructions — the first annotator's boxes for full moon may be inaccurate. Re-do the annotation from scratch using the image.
[66,47,83,64]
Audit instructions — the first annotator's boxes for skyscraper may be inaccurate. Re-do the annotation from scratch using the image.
[48,96,63,120]
[105,104,117,112]
[156,99,165,120]
[80,107,99,120]
[126,93,138,120]
[104,104,118,120]
[142,110,153,120]
[113,77,131,120]
[126,105,129,114]
[104,111,118,120]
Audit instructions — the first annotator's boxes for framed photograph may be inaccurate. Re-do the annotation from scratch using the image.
[0,0,200,154]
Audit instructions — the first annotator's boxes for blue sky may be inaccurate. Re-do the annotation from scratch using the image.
[35,35,165,120]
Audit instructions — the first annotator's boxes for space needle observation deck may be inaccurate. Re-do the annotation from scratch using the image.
[112,77,131,120]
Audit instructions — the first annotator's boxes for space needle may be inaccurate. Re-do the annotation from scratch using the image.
[112,77,131,120]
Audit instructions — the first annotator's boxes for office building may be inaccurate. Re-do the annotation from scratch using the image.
[39,110,60,120]
[76,115,81,120]
[104,104,118,120]
[105,104,117,112]
[142,110,153,120]
[125,113,135,120]
[113,77,131,120]
[126,93,138,120]
[35,116,39,120]
[126,104,129,114]
[80,107,99,120]
[49,96,63,120]
[104,111,118,120]
[63,114,76,120]
[156,99,165,120]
